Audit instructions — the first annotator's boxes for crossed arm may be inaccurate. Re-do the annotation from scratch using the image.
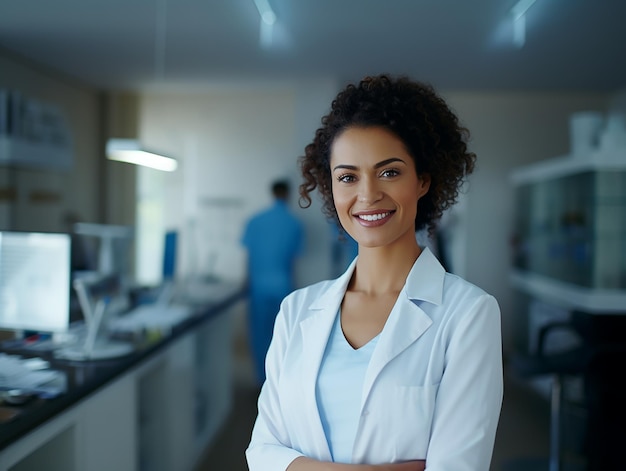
[287,457,426,471]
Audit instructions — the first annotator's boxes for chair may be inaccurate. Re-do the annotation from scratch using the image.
[508,311,626,471]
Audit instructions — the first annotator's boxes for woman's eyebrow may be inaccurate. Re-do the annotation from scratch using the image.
[332,157,406,172]
[332,164,357,172]
[374,157,405,169]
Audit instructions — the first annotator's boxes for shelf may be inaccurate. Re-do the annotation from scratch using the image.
[510,269,626,314]
[0,135,72,171]
[510,150,626,185]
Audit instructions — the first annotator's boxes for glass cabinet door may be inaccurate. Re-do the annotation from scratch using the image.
[513,169,626,289]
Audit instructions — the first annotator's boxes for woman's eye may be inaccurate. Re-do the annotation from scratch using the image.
[381,168,400,178]
[337,174,356,183]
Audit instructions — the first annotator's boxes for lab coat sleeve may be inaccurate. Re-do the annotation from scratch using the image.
[246,296,305,470]
[425,294,503,471]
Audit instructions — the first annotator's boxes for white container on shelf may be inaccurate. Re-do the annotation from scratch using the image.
[569,111,604,157]
[599,112,626,151]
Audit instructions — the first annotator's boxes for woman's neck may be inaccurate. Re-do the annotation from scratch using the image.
[350,241,422,296]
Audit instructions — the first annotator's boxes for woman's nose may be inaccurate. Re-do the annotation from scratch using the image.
[357,179,383,204]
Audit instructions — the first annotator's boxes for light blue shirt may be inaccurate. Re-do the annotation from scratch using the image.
[315,312,379,463]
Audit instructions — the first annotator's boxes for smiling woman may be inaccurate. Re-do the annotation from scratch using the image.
[246,74,503,471]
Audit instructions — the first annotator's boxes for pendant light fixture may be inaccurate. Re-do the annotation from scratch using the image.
[106,138,177,172]
[105,0,177,172]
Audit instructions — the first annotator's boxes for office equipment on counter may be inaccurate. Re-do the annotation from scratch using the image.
[130,230,178,305]
[179,278,243,307]
[54,275,133,361]
[0,279,244,470]
[72,222,134,289]
[54,298,133,361]
[0,231,71,334]
[0,353,66,398]
[108,303,192,336]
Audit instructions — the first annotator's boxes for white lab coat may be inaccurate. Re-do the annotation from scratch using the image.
[246,248,503,471]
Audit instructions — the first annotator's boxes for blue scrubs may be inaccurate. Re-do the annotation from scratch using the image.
[242,200,304,385]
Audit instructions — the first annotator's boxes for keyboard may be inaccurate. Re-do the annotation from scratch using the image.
[179,280,242,306]
[108,303,193,334]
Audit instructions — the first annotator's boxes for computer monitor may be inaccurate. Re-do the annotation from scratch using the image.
[0,231,71,333]
[72,222,134,285]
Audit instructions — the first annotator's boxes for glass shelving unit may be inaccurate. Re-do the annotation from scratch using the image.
[510,150,626,313]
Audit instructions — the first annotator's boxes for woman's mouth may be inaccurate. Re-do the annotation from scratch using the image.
[354,211,394,226]
[358,212,391,221]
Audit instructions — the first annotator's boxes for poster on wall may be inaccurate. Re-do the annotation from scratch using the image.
[0,89,73,171]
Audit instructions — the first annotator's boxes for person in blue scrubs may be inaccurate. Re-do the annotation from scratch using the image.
[241,179,304,386]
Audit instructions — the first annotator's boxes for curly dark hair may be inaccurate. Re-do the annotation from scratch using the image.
[298,74,476,235]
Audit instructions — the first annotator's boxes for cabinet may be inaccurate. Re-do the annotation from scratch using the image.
[136,308,235,471]
[0,374,137,471]
[510,150,626,313]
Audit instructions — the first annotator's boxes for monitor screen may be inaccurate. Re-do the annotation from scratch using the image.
[72,222,134,282]
[0,231,71,333]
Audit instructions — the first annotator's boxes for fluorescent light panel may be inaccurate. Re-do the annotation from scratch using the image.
[510,0,537,48]
[253,0,276,25]
[253,0,276,49]
[106,138,177,172]
[511,0,537,20]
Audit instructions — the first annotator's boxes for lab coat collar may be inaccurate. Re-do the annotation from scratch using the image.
[307,246,445,311]
[402,246,445,305]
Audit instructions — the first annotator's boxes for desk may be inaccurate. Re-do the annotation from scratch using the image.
[0,281,245,471]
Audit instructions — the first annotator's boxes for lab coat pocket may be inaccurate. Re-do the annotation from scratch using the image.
[353,382,439,463]
[391,383,439,460]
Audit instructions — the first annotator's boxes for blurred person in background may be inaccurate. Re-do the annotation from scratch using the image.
[241,179,305,387]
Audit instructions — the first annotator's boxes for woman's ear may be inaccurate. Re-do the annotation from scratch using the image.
[417,173,431,198]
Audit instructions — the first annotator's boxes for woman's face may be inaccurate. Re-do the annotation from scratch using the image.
[330,126,430,250]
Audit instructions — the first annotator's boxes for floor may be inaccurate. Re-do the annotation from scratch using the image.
[193,319,570,471]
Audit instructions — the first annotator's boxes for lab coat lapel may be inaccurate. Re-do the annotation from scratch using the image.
[361,248,444,408]
[298,260,356,460]
[361,296,432,407]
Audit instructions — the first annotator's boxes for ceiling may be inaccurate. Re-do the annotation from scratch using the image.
[1,0,625,93]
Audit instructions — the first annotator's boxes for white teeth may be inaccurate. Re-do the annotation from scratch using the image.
[358,212,390,221]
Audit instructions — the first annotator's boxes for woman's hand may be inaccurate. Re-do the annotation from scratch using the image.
[287,457,425,471]
[383,462,425,471]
